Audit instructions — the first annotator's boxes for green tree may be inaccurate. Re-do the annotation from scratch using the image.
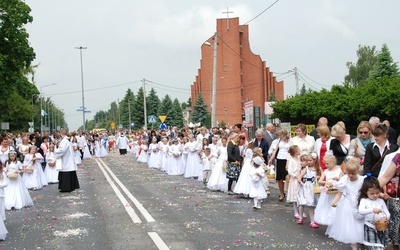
[109,101,118,125]
[158,94,173,125]
[191,92,208,125]
[171,98,184,127]
[119,89,135,129]
[0,0,37,130]
[147,88,160,117]
[369,44,400,80]
[344,45,378,86]
[271,77,400,133]
[181,97,191,109]
[268,91,276,101]
[299,83,307,95]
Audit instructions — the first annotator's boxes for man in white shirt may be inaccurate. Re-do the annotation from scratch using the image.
[76,131,86,159]
[54,129,80,192]
[116,133,129,155]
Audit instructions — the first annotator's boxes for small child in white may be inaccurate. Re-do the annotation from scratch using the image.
[358,174,390,250]
[0,164,8,240]
[249,156,268,210]
[201,147,215,185]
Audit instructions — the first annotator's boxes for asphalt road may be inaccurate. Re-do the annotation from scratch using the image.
[1,151,346,250]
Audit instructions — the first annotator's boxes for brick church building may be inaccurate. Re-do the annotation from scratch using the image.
[191,17,284,127]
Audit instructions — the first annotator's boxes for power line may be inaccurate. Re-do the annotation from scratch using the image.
[145,82,191,95]
[297,69,332,88]
[146,79,191,91]
[277,73,294,81]
[298,74,319,91]
[46,80,142,96]
[244,0,281,25]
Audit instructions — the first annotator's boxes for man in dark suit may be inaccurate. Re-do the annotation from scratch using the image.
[255,129,270,162]
[263,123,275,149]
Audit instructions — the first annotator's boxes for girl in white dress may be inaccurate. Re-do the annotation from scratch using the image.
[326,159,365,250]
[159,138,169,172]
[22,146,48,190]
[184,134,202,180]
[168,139,182,175]
[43,144,59,184]
[72,142,82,167]
[358,175,390,250]
[0,166,8,240]
[94,136,107,158]
[137,140,148,163]
[180,137,188,175]
[234,142,255,196]
[148,137,160,169]
[296,153,321,227]
[315,153,343,225]
[249,156,268,209]
[207,137,229,191]
[82,134,92,159]
[286,145,302,219]
[4,151,33,210]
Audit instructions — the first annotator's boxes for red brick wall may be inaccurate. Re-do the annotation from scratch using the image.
[191,17,284,126]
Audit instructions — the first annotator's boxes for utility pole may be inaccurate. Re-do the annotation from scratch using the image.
[142,78,148,130]
[118,98,121,127]
[128,99,131,133]
[75,46,87,131]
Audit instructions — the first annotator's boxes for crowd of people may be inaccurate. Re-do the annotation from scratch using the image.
[0,116,400,249]
[108,117,399,250]
[0,129,84,241]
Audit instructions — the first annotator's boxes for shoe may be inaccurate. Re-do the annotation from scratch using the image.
[303,213,307,218]
[294,214,300,219]
[253,206,258,210]
[278,194,285,202]
[310,222,319,228]
[296,219,303,224]
[257,206,261,209]
[227,191,234,195]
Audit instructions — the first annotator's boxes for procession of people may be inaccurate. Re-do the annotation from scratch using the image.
[0,117,399,249]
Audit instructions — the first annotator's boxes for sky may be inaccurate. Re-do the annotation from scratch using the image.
[24,0,400,131]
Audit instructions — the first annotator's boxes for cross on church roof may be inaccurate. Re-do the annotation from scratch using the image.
[222,7,233,30]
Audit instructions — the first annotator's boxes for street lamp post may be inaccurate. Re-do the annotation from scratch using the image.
[40,83,56,135]
[211,33,218,127]
[75,46,87,131]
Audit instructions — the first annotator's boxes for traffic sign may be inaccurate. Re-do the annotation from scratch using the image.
[111,122,116,129]
[118,124,123,129]
[28,122,34,127]
[148,115,157,124]
[28,127,34,133]
[159,115,167,123]
[159,123,167,130]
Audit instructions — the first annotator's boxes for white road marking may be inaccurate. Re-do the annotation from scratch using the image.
[98,158,155,223]
[94,158,142,224]
[148,232,170,250]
